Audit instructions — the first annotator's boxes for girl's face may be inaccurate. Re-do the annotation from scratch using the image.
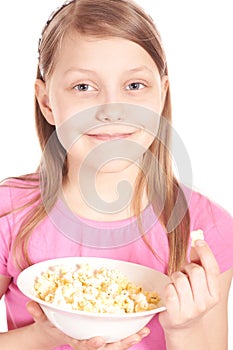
[36,33,168,173]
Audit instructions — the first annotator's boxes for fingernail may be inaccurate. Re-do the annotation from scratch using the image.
[140,329,150,338]
[195,239,205,247]
[141,333,148,339]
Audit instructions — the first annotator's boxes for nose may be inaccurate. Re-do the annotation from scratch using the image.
[96,103,125,123]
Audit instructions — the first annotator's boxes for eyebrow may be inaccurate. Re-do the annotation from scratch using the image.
[126,65,155,74]
[64,65,155,75]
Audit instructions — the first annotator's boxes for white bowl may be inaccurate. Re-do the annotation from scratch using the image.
[17,257,170,342]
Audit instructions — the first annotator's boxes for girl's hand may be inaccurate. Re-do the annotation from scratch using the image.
[27,301,150,350]
[159,239,220,333]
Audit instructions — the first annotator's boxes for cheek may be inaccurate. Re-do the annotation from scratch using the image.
[52,105,75,126]
[148,92,163,115]
[48,90,78,126]
[135,89,163,117]
[137,131,155,152]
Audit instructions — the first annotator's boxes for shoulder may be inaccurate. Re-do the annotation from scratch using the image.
[184,186,233,272]
[185,187,232,230]
[0,175,42,271]
[0,174,41,213]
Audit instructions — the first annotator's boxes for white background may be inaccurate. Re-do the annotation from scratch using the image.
[0,0,232,346]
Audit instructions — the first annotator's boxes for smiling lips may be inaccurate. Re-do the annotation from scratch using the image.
[86,132,135,141]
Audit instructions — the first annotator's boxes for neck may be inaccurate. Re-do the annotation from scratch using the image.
[62,161,147,221]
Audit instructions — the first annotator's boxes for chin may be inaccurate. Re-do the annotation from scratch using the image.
[98,159,138,174]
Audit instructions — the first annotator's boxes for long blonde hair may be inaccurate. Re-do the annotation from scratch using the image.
[7,0,190,274]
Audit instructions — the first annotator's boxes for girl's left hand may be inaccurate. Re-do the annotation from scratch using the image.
[159,239,220,333]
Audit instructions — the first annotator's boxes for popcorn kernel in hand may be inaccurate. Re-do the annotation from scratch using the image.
[190,229,204,247]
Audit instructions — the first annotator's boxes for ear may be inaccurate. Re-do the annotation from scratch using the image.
[160,75,169,112]
[35,79,55,125]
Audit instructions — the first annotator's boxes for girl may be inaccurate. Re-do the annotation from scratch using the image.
[0,0,233,349]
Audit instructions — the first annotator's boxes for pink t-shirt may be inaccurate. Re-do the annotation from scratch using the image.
[0,180,233,350]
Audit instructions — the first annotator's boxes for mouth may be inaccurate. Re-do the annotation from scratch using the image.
[85,132,136,141]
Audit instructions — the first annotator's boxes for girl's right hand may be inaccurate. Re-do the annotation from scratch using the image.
[27,301,150,350]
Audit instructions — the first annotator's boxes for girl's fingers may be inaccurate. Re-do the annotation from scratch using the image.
[87,337,106,348]
[170,272,193,313]
[66,327,149,350]
[104,327,150,349]
[26,301,47,322]
[192,240,220,300]
[163,282,179,314]
[106,336,141,349]
[137,327,150,339]
[160,241,221,331]
[69,337,106,350]
[181,263,210,311]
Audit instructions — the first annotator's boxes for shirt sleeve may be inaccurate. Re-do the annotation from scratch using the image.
[189,190,233,273]
[0,186,13,277]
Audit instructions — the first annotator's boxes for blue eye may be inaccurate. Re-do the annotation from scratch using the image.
[126,82,145,90]
[74,84,95,91]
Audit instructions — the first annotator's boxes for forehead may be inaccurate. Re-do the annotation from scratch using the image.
[54,32,158,73]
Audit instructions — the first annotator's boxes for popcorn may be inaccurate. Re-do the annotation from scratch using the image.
[34,263,161,314]
[190,229,204,247]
